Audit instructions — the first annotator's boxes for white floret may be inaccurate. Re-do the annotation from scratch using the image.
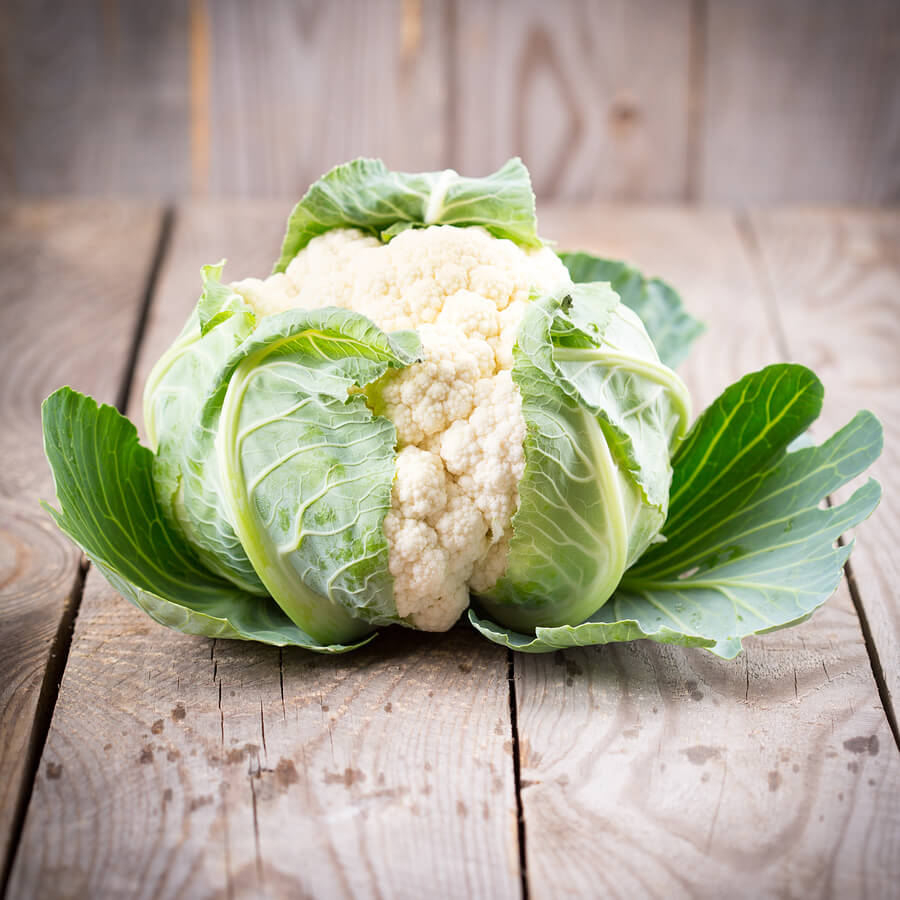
[233,224,572,630]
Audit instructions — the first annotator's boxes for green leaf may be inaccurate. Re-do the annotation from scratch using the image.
[475,286,690,632]
[274,157,541,273]
[468,609,716,653]
[559,251,704,368]
[197,260,257,336]
[199,307,420,643]
[41,388,370,652]
[143,262,265,594]
[471,364,882,657]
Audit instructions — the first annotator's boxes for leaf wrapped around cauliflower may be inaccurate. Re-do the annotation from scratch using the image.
[475,283,691,631]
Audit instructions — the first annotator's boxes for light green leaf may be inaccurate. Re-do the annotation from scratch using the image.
[471,365,882,657]
[143,262,265,594]
[41,388,370,652]
[559,251,704,368]
[475,286,689,632]
[274,157,541,273]
[200,307,420,643]
[468,609,716,653]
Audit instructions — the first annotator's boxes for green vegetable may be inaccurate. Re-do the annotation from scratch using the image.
[274,157,541,273]
[470,364,882,655]
[477,283,691,631]
[42,387,370,651]
[41,157,881,657]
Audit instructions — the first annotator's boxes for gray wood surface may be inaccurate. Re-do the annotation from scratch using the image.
[701,0,900,204]
[452,0,693,201]
[0,202,163,881]
[8,203,520,900]
[1,201,896,898]
[1,0,190,195]
[1,0,898,204]
[203,0,449,195]
[749,209,900,727]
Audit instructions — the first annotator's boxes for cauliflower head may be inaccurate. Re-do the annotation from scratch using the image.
[231,225,572,630]
[139,158,690,649]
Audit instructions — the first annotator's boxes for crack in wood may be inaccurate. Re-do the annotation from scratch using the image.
[507,650,529,900]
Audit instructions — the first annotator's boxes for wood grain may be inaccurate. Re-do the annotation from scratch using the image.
[2,1,899,205]
[516,207,900,897]
[9,201,521,899]
[203,0,449,195]
[748,209,900,726]
[2,0,190,195]
[0,202,162,876]
[701,0,900,204]
[9,578,519,899]
[453,0,693,201]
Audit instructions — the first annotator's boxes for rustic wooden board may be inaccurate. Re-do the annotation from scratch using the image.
[0,203,162,879]
[1,1,190,195]
[3,1,899,205]
[701,0,900,204]
[748,209,900,726]
[515,207,900,897]
[9,202,521,899]
[202,0,449,195]
[453,0,693,200]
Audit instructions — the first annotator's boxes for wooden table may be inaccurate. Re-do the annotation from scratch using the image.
[1,202,898,899]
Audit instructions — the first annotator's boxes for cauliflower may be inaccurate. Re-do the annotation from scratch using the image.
[52,159,734,660]
[232,225,571,630]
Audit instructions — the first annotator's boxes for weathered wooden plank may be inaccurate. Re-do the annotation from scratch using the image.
[701,0,900,205]
[9,201,521,899]
[515,207,900,897]
[1,0,190,195]
[748,209,900,727]
[202,0,449,195]
[453,0,693,201]
[0,202,163,879]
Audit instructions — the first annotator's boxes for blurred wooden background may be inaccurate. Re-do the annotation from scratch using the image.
[1,0,898,205]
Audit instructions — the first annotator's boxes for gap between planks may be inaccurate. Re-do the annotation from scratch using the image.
[0,562,84,898]
[0,206,176,899]
[734,210,900,753]
[508,650,529,900]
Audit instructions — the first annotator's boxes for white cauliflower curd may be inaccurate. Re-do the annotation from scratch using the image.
[231,225,571,630]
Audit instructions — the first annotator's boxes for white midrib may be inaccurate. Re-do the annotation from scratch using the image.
[424,169,458,224]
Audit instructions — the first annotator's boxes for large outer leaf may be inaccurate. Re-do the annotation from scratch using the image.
[559,251,704,368]
[475,285,689,631]
[273,157,540,272]
[42,388,369,652]
[470,365,882,656]
[143,263,266,594]
[205,308,420,643]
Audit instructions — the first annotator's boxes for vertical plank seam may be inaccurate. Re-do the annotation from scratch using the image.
[189,0,211,196]
[0,205,176,898]
[441,0,458,169]
[684,0,708,202]
[507,651,528,900]
[734,210,900,753]
[0,561,86,899]
[733,212,790,360]
[116,206,176,413]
